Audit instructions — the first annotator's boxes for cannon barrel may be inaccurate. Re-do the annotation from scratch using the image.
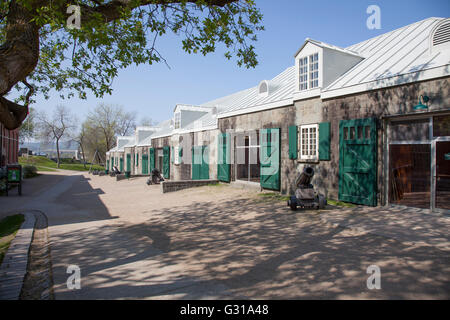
[295,167,315,187]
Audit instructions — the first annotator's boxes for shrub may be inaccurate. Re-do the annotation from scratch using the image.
[23,165,38,179]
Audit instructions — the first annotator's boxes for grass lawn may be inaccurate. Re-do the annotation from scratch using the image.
[257,192,290,202]
[19,156,104,172]
[0,214,25,265]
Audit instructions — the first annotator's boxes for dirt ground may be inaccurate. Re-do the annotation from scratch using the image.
[1,172,449,299]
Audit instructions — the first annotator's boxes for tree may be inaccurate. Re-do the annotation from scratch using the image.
[0,0,264,130]
[73,122,88,168]
[36,105,78,167]
[139,116,156,127]
[79,103,135,163]
[19,107,35,144]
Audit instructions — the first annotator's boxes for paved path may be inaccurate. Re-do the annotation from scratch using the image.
[0,212,35,300]
[1,171,449,299]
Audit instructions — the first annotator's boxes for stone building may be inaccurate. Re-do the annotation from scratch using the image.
[106,17,450,213]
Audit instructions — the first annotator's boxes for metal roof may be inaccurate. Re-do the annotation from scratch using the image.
[324,17,450,95]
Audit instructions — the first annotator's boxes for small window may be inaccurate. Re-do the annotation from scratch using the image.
[299,57,308,91]
[174,112,181,129]
[299,124,319,160]
[350,127,355,140]
[344,127,349,140]
[357,126,363,139]
[433,115,450,137]
[365,126,371,139]
[309,53,319,89]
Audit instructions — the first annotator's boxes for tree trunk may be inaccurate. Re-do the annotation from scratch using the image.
[0,0,40,130]
[80,143,87,169]
[56,138,60,168]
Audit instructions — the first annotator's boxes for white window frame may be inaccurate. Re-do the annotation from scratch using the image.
[299,57,308,91]
[309,53,319,89]
[174,112,181,129]
[299,124,319,160]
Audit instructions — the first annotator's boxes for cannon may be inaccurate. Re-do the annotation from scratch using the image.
[146,168,165,185]
[287,166,327,211]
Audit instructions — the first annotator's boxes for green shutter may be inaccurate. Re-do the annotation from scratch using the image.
[192,146,209,180]
[119,157,123,172]
[179,147,183,163]
[163,146,170,178]
[142,154,148,175]
[126,154,131,171]
[136,154,139,167]
[149,148,155,171]
[260,128,280,190]
[288,126,298,160]
[319,122,331,161]
[106,160,109,170]
[217,133,231,182]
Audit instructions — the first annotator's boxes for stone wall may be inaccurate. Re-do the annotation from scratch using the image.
[161,179,219,193]
[315,76,450,204]
[218,105,297,194]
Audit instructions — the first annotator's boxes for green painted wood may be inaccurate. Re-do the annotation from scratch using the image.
[260,128,281,190]
[149,148,155,171]
[192,145,209,180]
[119,157,123,172]
[288,126,298,160]
[142,154,148,175]
[126,154,131,172]
[319,122,331,161]
[179,147,183,163]
[136,154,139,167]
[163,146,170,178]
[339,118,377,206]
[106,160,109,170]
[217,133,231,182]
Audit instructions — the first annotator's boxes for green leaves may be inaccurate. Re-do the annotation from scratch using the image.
[6,0,264,104]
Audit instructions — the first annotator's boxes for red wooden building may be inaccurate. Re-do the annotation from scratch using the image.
[0,122,19,167]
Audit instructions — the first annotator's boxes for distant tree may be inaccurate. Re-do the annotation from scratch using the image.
[0,0,264,130]
[19,107,36,144]
[36,105,78,168]
[73,123,88,169]
[139,116,156,127]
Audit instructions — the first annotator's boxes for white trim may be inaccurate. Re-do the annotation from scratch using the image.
[322,65,450,99]
[299,124,319,161]
[292,88,321,102]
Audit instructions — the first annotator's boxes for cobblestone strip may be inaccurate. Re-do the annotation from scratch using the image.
[0,212,36,300]
[20,210,54,300]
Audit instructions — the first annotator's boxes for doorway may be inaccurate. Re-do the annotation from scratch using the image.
[388,114,450,212]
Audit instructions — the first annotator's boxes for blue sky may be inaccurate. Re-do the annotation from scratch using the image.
[28,0,450,125]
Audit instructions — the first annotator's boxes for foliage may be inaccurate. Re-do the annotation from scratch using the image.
[6,0,264,106]
[22,165,38,178]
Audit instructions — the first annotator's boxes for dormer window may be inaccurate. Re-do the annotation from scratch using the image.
[309,53,319,89]
[174,112,181,129]
[299,57,308,90]
[258,80,270,97]
[298,53,319,91]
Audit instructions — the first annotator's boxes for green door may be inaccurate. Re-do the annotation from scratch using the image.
[163,146,170,179]
[106,160,109,170]
[149,148,155,171]
[126,154,131,172]
[192,146,209,180]
[142,154,149,175]
[339,118,377,206]
[119,157,123,172]
[260,128,280,190]
[218,133,230,182]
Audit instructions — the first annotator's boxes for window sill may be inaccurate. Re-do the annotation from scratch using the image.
[297,159,320,164]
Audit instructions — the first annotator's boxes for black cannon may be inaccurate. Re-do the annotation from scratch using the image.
[146,168,165,185]
[287,166,326,211]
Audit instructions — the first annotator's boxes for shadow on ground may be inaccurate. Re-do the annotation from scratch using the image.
[50,194,450,299]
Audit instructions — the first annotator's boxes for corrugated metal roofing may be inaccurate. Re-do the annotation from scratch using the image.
[325,17,449,92]
[200,66,295,115]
